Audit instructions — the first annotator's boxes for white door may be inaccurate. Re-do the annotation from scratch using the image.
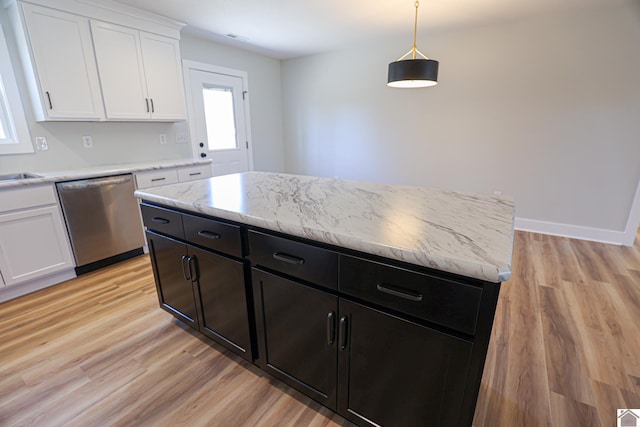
[186,64,252,176]
[21,3,104,120]
[140,33,186,120]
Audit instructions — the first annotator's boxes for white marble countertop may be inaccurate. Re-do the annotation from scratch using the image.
[135,172,515,283]
[0,159,212,189]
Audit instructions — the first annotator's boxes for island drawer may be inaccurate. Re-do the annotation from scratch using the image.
[140,203,184,239]
[340,255,482,335]
[183,213,242,258]
[248,230,338,290]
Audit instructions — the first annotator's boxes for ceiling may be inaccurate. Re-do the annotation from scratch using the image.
[114,0,622,59]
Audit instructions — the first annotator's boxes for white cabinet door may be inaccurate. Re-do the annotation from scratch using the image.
[91,20,149,120]
[91,21,186,121]
[140,33,186,120]
[20,3,104,120]
[0,205,74,287]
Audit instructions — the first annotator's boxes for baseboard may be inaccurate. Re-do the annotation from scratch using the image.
[0,269,77,303]
[515,218,630,246]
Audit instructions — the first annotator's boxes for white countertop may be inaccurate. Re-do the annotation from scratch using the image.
[0,159,212,189]
[135,172,515,283]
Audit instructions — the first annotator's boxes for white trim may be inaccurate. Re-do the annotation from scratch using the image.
[515,217,627,246]
[182,60,254,171]
[622,176,640,246]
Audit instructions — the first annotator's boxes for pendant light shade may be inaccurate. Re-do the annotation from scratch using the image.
[387,1,438,88]
[388,59,438,88]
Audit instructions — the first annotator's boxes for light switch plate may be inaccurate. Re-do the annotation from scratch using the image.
[175,133,189,144]
[35,136,48,151]
[159,133,167,144]
[82,135,93,148]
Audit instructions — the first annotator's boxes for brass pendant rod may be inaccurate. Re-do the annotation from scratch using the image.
[412,1,419,59]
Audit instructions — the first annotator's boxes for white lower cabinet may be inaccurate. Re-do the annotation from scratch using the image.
[0,185,74,288]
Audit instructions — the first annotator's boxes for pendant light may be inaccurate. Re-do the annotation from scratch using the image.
[387,1,438,88]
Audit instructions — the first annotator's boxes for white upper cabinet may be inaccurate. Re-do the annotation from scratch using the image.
[91,21,186,121]
[15,3,104,121]
[5,0,186,122]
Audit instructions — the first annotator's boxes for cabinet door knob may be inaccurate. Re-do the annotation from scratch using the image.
[200,153,207,158]
[327,311,336,345]
[45,91,53,110]
[188,255,199,283]
[181,255,190,281]
[339,316,348,350]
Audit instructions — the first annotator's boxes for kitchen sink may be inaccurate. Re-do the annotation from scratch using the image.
[0,173,43,181]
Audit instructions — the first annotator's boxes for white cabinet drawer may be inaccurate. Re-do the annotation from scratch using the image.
[135,169,179,189]
[177,164,211,182]
[1,184,57,212]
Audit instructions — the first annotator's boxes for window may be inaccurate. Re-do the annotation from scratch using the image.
[202,85,237,151]
[0,25,33,155]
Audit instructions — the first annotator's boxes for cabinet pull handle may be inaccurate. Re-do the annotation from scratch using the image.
[376,283,423,302]
[145,98,150,113]
[46,91,53,109]
[339,316,348,350]
[189,172,202,177]
[150,98,155,113]
[181,255,190,281]
[197,230,221,240]
[151,217,170,224]
[188,255,198,282]
[151,177,166,182]
[327,311,336,345]
[272,252,305,265]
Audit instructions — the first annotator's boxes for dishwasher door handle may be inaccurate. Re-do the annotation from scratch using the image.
[57,175,132,191]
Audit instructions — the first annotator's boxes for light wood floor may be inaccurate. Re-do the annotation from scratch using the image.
[1,230,639,426]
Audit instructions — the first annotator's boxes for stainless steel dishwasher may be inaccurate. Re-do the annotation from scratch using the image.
[56,174,145,274]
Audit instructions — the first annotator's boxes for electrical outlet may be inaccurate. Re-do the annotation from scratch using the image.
[82,135,93,148]
[159,133,167,144]
[175,133,189,144]
[35,136,48,151]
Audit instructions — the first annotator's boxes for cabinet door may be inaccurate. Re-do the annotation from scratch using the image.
[338,299,473,427]
[21,3,104,120]
[0,205,74,286]
[252,269,338,409]
[190,246,252,360]
[91,20,149,120]
[146,231,198,329]
[139,33,186,120]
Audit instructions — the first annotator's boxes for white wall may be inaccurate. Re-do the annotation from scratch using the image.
[281,1,640,243]
[180,33,285,172]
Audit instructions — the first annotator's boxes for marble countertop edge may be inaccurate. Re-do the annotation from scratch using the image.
[136,191,512,283]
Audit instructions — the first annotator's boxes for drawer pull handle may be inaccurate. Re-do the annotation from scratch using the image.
[151,177,166,182]
[189,172,202,176]
[272,252,305,265]
[197,230,221,240]
[339,316,348,350]
[181,255,190,281]
[151,217,170,224]
[376,283,423,302]
[188,255,199,282]
[327,311,336,345]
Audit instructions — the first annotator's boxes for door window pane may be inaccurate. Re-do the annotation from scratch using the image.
[203,86,237,150]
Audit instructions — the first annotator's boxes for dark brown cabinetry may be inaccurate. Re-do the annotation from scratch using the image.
[142,202,502,427]
[143,203,253,361]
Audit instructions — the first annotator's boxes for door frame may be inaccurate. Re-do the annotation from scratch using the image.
[623,175,640,246]
[182,60,254,172]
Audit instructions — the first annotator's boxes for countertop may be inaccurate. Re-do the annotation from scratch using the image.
[135,172,515,283]
[0,159,212,189]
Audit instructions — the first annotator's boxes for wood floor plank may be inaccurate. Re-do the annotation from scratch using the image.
[1,229,640,426]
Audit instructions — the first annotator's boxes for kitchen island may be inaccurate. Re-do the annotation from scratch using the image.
[135,172,514,427]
